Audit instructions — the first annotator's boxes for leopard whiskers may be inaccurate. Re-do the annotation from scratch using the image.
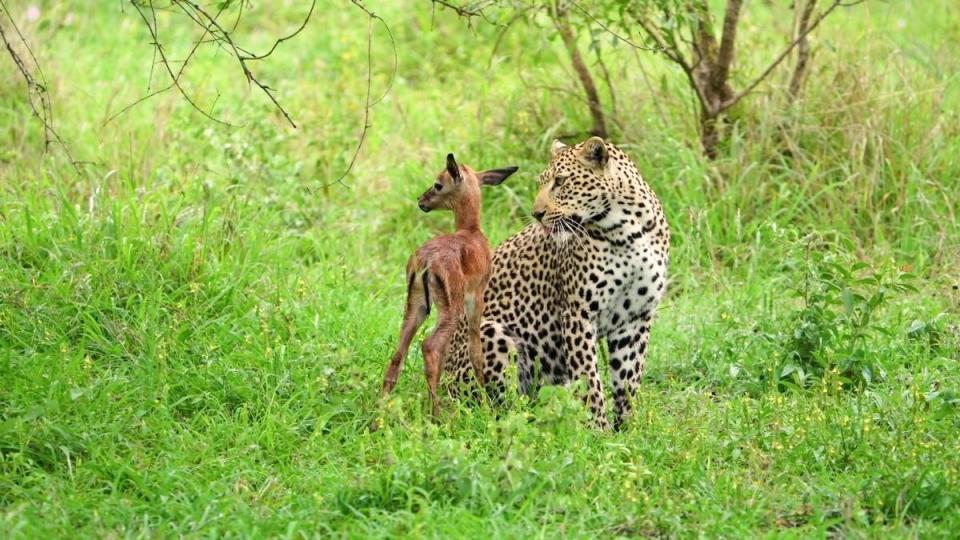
[561,220,578,249]
[565,218,588,248]
[558,219,571,248]
[558,217,587,250]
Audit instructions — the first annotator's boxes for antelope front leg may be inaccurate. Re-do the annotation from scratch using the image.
[422,311,458,418]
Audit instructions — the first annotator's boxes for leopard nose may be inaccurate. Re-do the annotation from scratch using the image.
[532,210,545,222]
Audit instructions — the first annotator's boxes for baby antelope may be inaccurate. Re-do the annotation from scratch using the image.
[381,154,518,416]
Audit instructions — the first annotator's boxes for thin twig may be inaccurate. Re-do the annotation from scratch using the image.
[569,0,660,52]
[241,0,317,61]
[635,15,711,113]
[108,0,229,125]
[146,0,158,90]
[129,1,233,125]
[173,0,297,127]
[116,0,317,128]
[0,0,79,170]
[430,0,487,18]
[325,0,398,188]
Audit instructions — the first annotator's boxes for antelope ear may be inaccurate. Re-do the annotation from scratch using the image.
[446,153,462,183]
[578,136,608,168]
[551,139,568,156]
[479,166,519,186]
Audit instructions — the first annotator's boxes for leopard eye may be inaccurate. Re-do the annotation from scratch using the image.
[434,182,443,191]
[554,174,569,188]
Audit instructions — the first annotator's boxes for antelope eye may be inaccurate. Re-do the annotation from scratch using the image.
[434,182,443,191]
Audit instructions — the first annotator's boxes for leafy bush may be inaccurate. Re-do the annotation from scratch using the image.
[778,242,916,389]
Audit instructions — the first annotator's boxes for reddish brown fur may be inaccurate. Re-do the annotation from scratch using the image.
[380,154,517,417]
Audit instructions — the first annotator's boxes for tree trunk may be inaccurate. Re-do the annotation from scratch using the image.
[554,11,608,139]
[788,0,817,101]
[700,109,721,159]
[690,0,739,159]
[634,0,853,159]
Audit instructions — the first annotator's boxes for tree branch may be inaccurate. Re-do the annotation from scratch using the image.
[713,0,743,89]
[788,0,817,101]
[241,1,317,61]
[0,0,79,170]
[635,15,711,114]
[108,0,229,125]
[553,4,607,138]
[569,0,660,52]
[325,0,398,188]
[172,0,298,127]
[117,0,320,128]
[719,0,847,112]
[127,1,235,126]
[430,0,490,19]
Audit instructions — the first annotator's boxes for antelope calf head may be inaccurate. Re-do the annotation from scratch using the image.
[417,154,518,215]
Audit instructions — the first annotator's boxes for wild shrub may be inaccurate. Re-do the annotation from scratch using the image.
[778,241,916,390]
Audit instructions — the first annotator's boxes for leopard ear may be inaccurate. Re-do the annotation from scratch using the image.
[551,139,568,157]
[578,136,608,168]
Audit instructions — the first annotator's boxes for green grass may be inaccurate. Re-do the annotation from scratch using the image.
[2,0,959,537]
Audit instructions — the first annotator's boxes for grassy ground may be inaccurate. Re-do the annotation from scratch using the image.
[1,0,959,537]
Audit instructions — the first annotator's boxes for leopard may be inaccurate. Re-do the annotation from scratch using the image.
[444,136,670,430]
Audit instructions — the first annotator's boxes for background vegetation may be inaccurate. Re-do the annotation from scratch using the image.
[1,0,958,536]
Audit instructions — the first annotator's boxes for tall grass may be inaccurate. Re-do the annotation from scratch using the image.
[1,0,958,536]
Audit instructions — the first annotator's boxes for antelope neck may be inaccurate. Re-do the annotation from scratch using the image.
[453,190,482,232]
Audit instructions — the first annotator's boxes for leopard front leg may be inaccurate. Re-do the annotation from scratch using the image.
[564,315,610,430]
[607,322,651,431]
[479,321,516,405]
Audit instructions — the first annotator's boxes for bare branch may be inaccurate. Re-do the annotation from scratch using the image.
[713,0,743,89]
[720,0,848,111]
[553,4,607,138]
[569,0,661,52]
[635,15,711,113]
[128,1,234,125]
[430,0,487,19]
[0,0,79,170]
[116,0,319,128]
[326,0,398,188]
[146,0,159,90]
[241,1,317,61]
[172,0,298,127]
[108,0,229,125]
[228,0,245,33]
[430,0,502,28]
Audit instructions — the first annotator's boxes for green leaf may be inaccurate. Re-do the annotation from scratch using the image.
[841,288,855,314]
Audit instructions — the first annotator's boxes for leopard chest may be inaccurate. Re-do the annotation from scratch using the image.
[573,234,666,337]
